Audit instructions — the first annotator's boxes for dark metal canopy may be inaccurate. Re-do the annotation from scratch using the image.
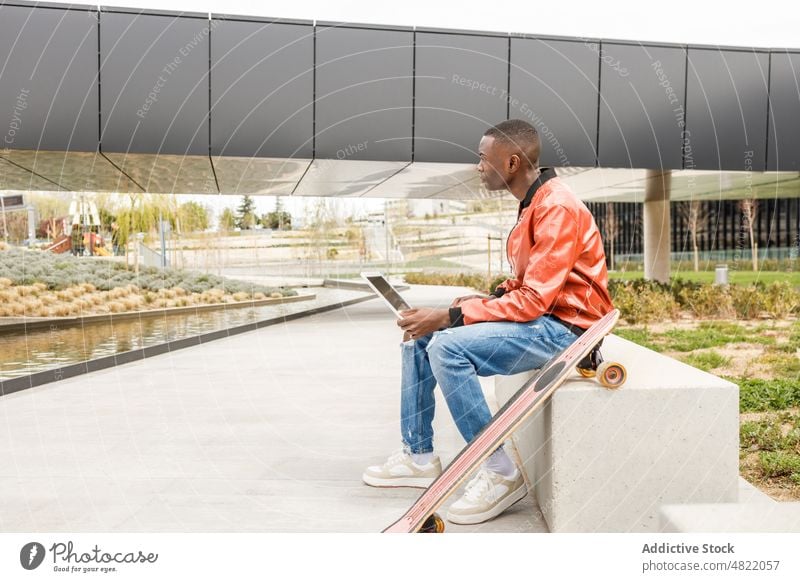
[0,0,798,198]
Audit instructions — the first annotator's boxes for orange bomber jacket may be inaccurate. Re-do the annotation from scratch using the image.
[450,168,613,331]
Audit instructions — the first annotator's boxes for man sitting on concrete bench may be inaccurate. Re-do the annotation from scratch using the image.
[362,119,614,525]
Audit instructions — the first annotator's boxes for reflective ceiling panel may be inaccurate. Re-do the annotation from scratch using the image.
[102,153,218,194]
[364,162,482,199]
[0,157,64,191]
[559,167,647,202]
[0,150,141,193]
[292,159,408,197]
[430,175,488,200]
[667,170,800,202]
[561,167,800,203]
[212,157,311,195]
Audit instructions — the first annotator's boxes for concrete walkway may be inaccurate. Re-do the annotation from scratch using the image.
[0,285,546,533]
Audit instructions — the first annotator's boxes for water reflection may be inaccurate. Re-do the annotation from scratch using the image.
[0,291,335,380]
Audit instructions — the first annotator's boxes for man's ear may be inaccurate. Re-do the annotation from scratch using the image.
[507,153,521,173]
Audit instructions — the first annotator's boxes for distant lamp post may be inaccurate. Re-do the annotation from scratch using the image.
[135,232,145,275]
[159,213,170,269]
[26,205,36,247]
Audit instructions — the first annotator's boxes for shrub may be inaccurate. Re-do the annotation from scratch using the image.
[0,247,294,297]
[677,283,735,318]
[609,280,679,324]
[403,272,509,294]
[730,284,767,319]
[764,281,800,318]
[759,451,800,478]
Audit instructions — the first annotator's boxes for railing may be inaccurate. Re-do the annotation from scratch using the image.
[138,242,168,269]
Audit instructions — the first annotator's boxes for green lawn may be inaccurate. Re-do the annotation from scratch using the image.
[609,270,800,286]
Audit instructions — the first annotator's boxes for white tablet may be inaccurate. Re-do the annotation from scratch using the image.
[361,271,412,317]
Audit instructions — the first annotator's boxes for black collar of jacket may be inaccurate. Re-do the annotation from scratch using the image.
[517,167,557,219]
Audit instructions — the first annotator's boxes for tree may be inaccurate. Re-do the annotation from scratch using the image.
[218,207,236,232]
[306,199,337,264]
[273,196,291,230]
[603,203,620,271]
[28,193,69,241]
[679,200,710,272]
[739,199,758,271]
[178,201,210,233]
[236,195,257,230]
[97,207,117,231]
[116,193,166,268]
[260,198,292,230]
[3,210,28,243]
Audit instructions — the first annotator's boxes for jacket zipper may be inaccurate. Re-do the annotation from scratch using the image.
[506,208,527,276]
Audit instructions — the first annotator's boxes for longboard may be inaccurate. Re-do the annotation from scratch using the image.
[383,308,625,533]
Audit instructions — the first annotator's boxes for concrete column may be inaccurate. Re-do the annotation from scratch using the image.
[643,170,671,283]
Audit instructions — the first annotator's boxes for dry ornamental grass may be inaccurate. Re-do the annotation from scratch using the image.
[0,248,295,318]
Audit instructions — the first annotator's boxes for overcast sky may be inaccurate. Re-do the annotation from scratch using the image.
[50,0,800,49]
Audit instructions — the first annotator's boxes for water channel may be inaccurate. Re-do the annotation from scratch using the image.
[0,287,369,381]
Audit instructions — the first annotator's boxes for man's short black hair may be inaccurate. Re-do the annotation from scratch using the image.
[483,119,540,166]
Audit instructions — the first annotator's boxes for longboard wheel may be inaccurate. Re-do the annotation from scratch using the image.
[597,361,626,389]
[577,367,596,378]
[418,513,445,533]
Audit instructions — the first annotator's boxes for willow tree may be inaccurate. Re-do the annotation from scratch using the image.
[679,200,710,272]
[116,194,171,269]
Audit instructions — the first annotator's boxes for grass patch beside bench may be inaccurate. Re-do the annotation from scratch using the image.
[616,319,800,501]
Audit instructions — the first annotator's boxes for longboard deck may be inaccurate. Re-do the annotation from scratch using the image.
[383,309,622,533]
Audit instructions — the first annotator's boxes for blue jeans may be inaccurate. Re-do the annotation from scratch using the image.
[400,315,579,454]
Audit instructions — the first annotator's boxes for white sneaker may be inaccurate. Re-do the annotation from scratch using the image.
[362,449,442,488]
[446,468,527,525]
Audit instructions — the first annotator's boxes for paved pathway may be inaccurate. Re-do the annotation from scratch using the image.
[0,284,546,533]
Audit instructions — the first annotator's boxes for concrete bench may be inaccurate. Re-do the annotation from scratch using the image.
[660,500,800,532]
[494,334,740,532]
